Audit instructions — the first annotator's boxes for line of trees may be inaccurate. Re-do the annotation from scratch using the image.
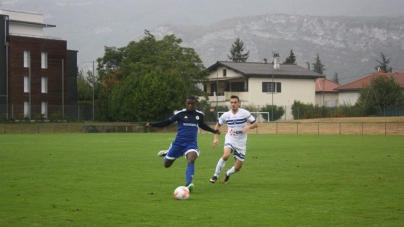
[77,33,401,122]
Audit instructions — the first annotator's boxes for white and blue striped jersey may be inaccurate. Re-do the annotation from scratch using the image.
[218,108,256,149]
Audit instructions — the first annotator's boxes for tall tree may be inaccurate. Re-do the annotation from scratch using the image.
[101,30,208,122]
[332,72,339,84]
[227,37,250,62]
[374,52,393,73]
[356,75,404,116]
[283,49,296,64]
[312,53,326,75]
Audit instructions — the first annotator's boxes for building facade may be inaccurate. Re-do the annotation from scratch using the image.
[204,57,324,120]
[0,9,77,120]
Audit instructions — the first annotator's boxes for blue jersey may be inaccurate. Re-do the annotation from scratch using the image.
[169,108,205,144]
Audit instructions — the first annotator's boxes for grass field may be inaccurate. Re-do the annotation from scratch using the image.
[0,133,403,227]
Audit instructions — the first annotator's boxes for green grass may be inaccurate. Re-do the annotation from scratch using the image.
[0,133,403,227]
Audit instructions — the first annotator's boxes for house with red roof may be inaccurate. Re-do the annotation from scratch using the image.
[335,72,404,105]
[315,78,340,107]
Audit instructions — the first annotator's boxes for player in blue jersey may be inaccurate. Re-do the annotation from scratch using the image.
[146,96,220,192]
[210,95,258,184]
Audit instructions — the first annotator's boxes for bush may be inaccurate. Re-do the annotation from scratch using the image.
[291,100,365,119]
[259,105,285,121]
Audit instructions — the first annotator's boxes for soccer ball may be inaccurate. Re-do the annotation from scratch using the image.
[173,186,190,200]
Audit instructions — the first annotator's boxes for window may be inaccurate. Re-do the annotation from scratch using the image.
[41,101,48,118]
[226,82,245,92]
[24,101,29,116]
[24,76,29,93]
[210,83,217,95]
[262,82,281,93]
[24,51,29,67]
[41,77,48,93]
[41,52,48,69]
[223,69,227,77]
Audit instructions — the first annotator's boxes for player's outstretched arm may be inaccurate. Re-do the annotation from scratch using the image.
[242,121,258,132]
[146,119,172,128]
[199,122,220,135]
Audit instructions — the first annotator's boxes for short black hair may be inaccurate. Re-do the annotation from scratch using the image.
[230,95,240,102]
[187,96,196,101]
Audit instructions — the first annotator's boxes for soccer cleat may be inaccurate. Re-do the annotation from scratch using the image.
[186,183,194,193]
[223,174,230,184]
[157,150,168,157]
[209,176,218,183]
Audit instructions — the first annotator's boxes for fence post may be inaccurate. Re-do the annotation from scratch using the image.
[362,122,363,135]
[284,105,287,121]
[296,122,298,134]
[318,122,319,135]
[339,122,341,135]
[385,122,386,135]
[276,122,278,134]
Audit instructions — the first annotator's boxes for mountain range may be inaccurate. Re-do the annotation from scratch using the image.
[150,14,404,85]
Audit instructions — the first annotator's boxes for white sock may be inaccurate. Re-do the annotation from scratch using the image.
[226,166,237,176]
[214,158,226,176]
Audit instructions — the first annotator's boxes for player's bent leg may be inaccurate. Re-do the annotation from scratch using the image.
[222,146,233,161]
[234,159,244,172]
[163,157,175,168]
[185,150,198,190]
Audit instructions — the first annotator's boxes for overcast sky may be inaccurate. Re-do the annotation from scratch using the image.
[2,0,403,68]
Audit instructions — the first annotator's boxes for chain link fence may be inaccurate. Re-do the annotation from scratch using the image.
[1,121,404,135]
[1,104,404,122]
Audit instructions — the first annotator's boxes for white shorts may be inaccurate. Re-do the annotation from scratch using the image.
[224,142,246,161]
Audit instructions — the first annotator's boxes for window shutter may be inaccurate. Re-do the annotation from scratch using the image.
[277,82,281,93]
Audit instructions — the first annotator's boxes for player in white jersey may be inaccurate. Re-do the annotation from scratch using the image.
[210,95,258,184]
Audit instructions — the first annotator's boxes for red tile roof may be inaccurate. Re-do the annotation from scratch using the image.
[335,72,404,91]
[315,78,340,93]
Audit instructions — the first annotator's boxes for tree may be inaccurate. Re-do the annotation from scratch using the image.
[102,30,208,122]
[283,50,296,64]
[374,52,393,73]
[356,74,404,116]
[77,69,93,103]
[332,72,339,84]
[312,53,326,75]
[227,37,250,62]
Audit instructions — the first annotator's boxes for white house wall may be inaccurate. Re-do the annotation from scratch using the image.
[1,9,44,37]
[207,66,243,80]
[206,67,320,120]
[338,91,359,105]
[0,10,44,23]
[315,93,339,107]
[247,78,315,106]
[9,24,43,37]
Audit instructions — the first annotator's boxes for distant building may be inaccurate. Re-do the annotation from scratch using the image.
[0,9,78,120]
[204,55,324,120]
[335,72,404,105]
[315,78,340,107]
